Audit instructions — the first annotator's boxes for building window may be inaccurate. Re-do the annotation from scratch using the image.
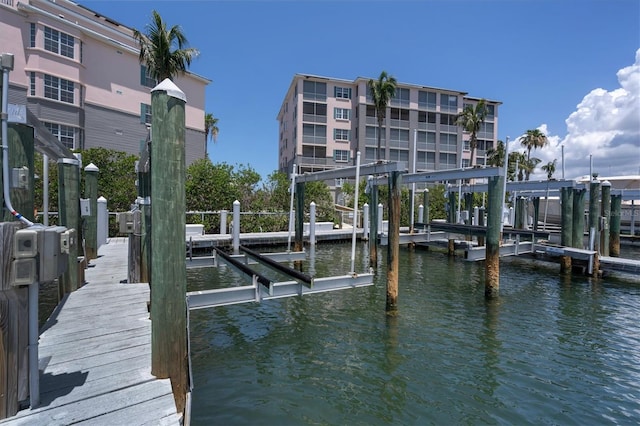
[440,94,458,112]
[418,91,437,109]
[30,23,36,48]
[389,149,409,162]
[439,152,457,168]
[44,122,75,149]
[334,108,351,120]
[303,80,327,101]
[391,88,410,106]
[303,102,327,118]
[440,133,458,152]
[334,86,352,99]
[44,26,74,59]
[440,113,457,126]
[302,123,326,144]
[29,72,36,96]
[44,74,74,104]
[485,104,495,119]
[334,149,350,162]
[140,65,157,88]
[141,103,152,125]
[80,41,83,63]
[334,128,350,141]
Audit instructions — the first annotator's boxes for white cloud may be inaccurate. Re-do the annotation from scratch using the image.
[529,48,640,180]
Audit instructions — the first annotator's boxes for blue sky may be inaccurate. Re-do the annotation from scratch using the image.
[80,0,639,181]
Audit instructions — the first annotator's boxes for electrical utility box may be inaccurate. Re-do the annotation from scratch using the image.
[117,211,134,233]
[80,198,91,216]
[11,226,70,285]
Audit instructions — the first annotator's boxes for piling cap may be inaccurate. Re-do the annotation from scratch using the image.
[85,162,99,172]
[151,78,187,103]
[601,180,611,187]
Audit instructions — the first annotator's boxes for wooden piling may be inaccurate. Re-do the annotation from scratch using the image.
[515,197,526,229]
[423,188,429,224]
[485,175,503,298]
[369,184,378,266]
[560,187,573,274]
[58,158,81,296]
[295,182,305,251]
[448,188,456,223]
[588,180,600,250]
[478,207,485,247]
[138,141,151,284]
[572,188,586,248]
[532,197,540,231]
[600,181,611,257]
[610,194,621,257]
[149,80,188,413]
[386,171,401,312]
[84,163,99,260]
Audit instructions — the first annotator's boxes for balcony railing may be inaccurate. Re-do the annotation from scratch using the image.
[1,0,14,5]
[417,122,436,131]
[389,119,409,128]
[302,114,327,124]
[302,135,327,145]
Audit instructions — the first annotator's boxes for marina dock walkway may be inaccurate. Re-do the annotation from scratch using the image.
[0,238,180,426]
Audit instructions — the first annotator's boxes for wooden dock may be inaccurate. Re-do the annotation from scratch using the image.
[0,238,180,426]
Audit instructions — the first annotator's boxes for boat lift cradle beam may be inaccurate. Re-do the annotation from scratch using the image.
[240,245,313,286]
[371,166,502,186]
[294,160,406,183]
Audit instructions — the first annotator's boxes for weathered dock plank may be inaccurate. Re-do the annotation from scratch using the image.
[0,237,180,425]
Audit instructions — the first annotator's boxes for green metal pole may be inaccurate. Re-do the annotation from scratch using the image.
[58,158,80,296]
[448,187,456,223]
[560,187,573,273]
[485,175,503,298]
[572,188,586,248]
[369,184,378,266]
[600,180,611,256]
[3,124,35,222]
[149,81,187,414]
[138,144,151,284]
[84,163,99,260]
[465,192,473,226]
[609,194,621,257]
[295,182,304,252]
[386,171,401,312]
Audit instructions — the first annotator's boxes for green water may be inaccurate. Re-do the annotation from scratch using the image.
[186,244,640,425]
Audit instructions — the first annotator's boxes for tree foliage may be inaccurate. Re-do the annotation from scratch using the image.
[368,71,397,161]
[456,99,487,167]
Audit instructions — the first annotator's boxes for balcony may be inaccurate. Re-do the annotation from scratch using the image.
[302,135,327,145]
[389,119,409,128]
[417,122,436,131]
[303,114,327,124]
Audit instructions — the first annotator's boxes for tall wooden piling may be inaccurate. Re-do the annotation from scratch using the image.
[610,194,621,257]
[588,180,600,249]
[295,182,305,251]
[485,175,503,298]
[138,140,151,283]
[84,163,99,260]
[447,187,456,223]
[515,197,526,229]
[465,192,473,225]
[600,180,611,257]
[369,183,378,265]
[386,171,401,312]
[572,188,586,248]
[560,187,573,273]
[58,158,81,296]
[149,80,187,413]
[532,197,540,231]
[423,188,429,224]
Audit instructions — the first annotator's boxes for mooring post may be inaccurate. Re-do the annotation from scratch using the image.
[588,179,601,250]
[386,170,401,312]
[600,180,611,257]
[572,188,586,248]
[84,163,99,260]
[560,187,574,274]
[136,145,151,284]
[58,157,81,296]
[485,174,503,298]
[465,192,473,226]
[309,201,316,246]
[232,200,240,254]
[220,210,228,234]
[377,203,383,234]
[295,182,304,251]
[418,204,424,224]
[532,197,540,231]
[610,194,622,257]
[423,188,430,225]
[448,185,456,223]
[515,197,526,229]
[478,206,485,247]
[149,79,188,414]
[363,203,369,240]
[369,182,378,265]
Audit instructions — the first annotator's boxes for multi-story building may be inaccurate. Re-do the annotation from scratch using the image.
[0,0,209,164]
[277,74,500,180]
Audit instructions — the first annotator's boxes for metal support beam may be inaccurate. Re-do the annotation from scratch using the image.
[295,161,406,183]
[240,245,313,286]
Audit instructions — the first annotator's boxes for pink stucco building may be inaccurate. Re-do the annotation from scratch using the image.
[278,74,501,179]
[0,0,209,164]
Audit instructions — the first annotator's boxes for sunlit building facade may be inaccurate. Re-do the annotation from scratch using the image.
[277,74,500,180]
[0,0,209,164]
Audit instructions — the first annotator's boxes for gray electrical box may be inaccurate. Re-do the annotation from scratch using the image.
[80,198,91,216]
[118,211,134,233]
[14,228,38,258]
[11,258,37,286]
[38,226,69,282]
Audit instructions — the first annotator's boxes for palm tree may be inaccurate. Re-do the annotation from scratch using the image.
[133,10,199,82]
[522,157,541,181]
[204,113,219,159]
[541,159,557,180]
[455,99,487,167]
[486,140,505,167]
[508,151,526,181]
[368,71,397,161]
[519,129,548,163]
